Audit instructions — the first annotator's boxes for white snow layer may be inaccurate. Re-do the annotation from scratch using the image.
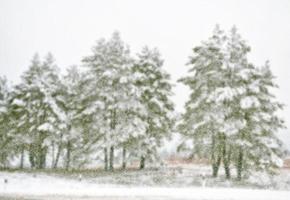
[37,123,54,132]
[0,172,290,199]
[11,98,25,107]
[240,96,260,109]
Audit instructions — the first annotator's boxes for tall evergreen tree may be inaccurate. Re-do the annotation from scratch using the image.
[178,26,229,177]
[82,32,147,170]
[133,46,175,169]
[9,53,65,169]
[60,66,103,169]
[179,25,286,180]
[223,27,285,180]
[234,61,285,180]
[0,76,13,168]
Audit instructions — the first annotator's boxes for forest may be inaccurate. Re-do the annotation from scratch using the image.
[0,25,287,181]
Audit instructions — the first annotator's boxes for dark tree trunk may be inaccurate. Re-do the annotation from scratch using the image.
[29,152,35,169]
[40,147,47,169]
[29,145,35,169]
[20,145,24,169]
[223,153,231,179]
[222,135,231,179]
[122,147,126,170]
[36,144,42,169]
[140,156,145,170]
[104,147,108,171]
[51,142,55,168]
[53,144,62,169]
[109,146,114,171]
[212,155,221,177]
[237,113,248,181]
[211,134,221,178]
[109,108,116,171]
[237,148,243,181]
[66,141,71,170]
[224,160,231,179]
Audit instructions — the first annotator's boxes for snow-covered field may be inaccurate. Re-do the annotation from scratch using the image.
[1,187,290,200]
[1,166,290,200]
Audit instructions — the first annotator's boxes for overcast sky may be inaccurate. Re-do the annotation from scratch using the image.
[0,0,289,147]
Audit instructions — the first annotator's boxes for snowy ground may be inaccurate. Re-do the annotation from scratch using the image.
[1,165,290,199]
[1,188,290,200]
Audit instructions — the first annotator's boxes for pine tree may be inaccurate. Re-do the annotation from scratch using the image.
[9,53,65,169]
[133,46,175,169]
[234,61,285,180]
[60,66,103,169]
[179,25,286,180]
[221,27,285,180]
[82,32,139,170]
[178,25,229,177]
[0,76,13,168]
[216,26,252,179]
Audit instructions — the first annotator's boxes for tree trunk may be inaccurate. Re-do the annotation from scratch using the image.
[224,160,231,179]
[122,146,126,170]
[20,145,24,169]
[36,144,42,169]
[109,108,116,171]
[66,141,71,170]
[53,144,62,169]
[109,146,114,171]
[40,147,46,169]
[211,134,221,177]
[237,148,243,181]
[29,149,35,169]
[104,147,108,171]
[51,142,55,168]
[212,155,221,177]
[140,156,145,170]
[222,135,231,179]
[223,153,231,179]
[29,144,35,169]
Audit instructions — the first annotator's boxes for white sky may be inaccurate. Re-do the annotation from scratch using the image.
[0,0,289,147]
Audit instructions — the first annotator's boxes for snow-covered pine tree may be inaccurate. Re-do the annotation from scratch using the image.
[0,76,13,168]
[178,25,229,177]
[220,27,285,180]
[60,66,82,170]
[212,26,252,179]
[60,66,103,169]
[235,61,285,180]
[82,32,147,170]
[114,72,148,170]
[221,26,256,180]
[8,55,42,169]
[133,46,175,169]
[9,53,65,169]
[179,25,286,180]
